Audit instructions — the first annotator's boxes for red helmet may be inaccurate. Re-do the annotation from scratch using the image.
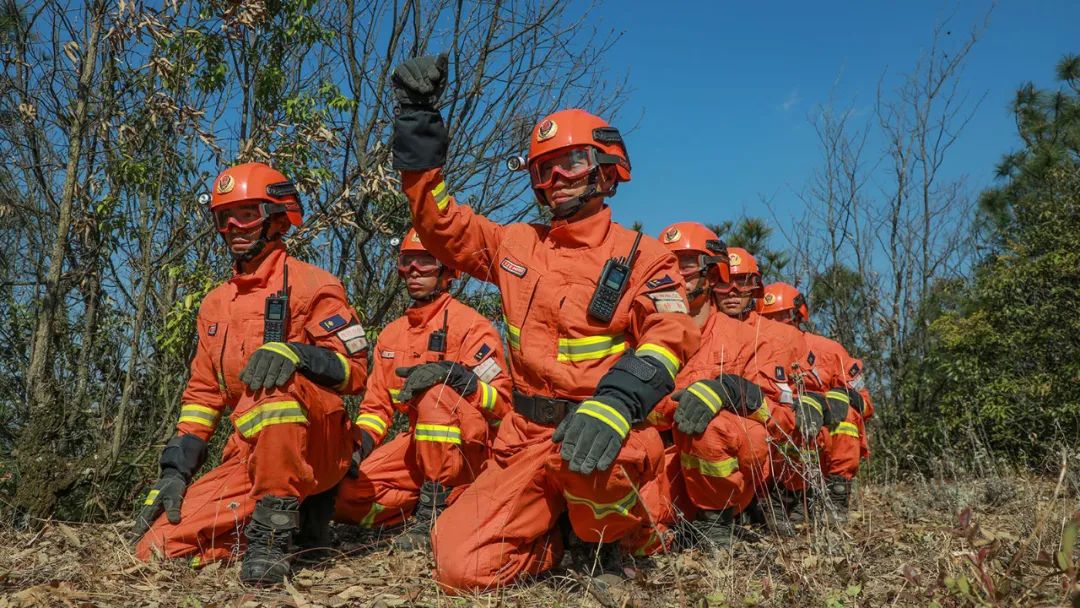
[397,228,459,280]
[758,282,809,324]
[725,247,764,298]
[525,109,630,206]
[659,222,721,308]
[209,162,303,227]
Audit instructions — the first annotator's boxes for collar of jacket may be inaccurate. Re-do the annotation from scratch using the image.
[230,244,285,293]
[406,291,452,329]
[546,204,613,249]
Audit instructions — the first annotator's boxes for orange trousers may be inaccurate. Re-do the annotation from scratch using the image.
[431,413,666,593]
[672,410,768,515]
[823,407,867,480]
[135,391,352,564]
[334,387,490,526]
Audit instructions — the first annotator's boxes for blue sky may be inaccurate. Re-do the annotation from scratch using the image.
[598,0,1079,237]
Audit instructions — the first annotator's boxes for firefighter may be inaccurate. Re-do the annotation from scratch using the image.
[132,163,370,585]
[389,54,699,591]
[758,282,871,520]
[712,248,836,531]
[333,229,512,552]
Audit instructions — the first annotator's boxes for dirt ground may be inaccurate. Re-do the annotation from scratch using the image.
[1,474,1078,607]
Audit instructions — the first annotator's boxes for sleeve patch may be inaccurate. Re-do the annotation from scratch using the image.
[337,323,369,355]
[849,363,861,378]
[776,382,793,405]
[319,314,348,333]
[473,357,502,383]
[848,375,866,391]
[474,343,492,362]
[646,275,675,289]
[207,323,218,336]
[646,290,689,314]
[775,366,787,381]
[807,351,816,366]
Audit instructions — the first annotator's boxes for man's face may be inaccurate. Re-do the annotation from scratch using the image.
[216,202,287,259]
[677,252,706,296]
[398,252,442,300]
[713,272,759,317]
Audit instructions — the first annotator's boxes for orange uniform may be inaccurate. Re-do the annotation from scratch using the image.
[136,246,368,564]
[403,169,699,591]
[334,292,511,526]
[802,333,870,480]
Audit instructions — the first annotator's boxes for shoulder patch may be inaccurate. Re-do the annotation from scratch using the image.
[474,357,502,383]
[775,366,786,381]
[500,257,527,278]
[849,362,861,378]
[807,350,816,366]
[646,275,675,289]
[646,290,689,314]
[474,343,492,362]
[337,323,368,355]
[319,314,348,333]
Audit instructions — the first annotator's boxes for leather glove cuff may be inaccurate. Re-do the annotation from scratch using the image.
[592,350,676,424]
[289,342,347,388]
[393,108,449,171]
[159,434,208,482]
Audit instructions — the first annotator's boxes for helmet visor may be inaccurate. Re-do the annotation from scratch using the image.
[530,146,598,190]
[711,272,761,296]
[212,201,286,234]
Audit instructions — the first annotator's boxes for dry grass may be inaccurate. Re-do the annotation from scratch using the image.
[1,474,1078,607]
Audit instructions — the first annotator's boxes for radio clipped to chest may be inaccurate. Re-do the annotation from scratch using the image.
[263,260,289,343]
[587,231,642,323]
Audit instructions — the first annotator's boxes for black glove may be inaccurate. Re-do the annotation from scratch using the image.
[391,53,449,109]
[591,350,677,424]
[131,434,207,540]
[552,399,632,475]
[241,342,348,391]
[395,361,478,402]
[794,392,827,441]
[239,342,300,390]
[671,379,725,435]
[830,386,865,415]
[346,431,376,479]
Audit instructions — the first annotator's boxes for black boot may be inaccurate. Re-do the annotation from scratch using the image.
[393,480,450,552]
[782,489,813,526]
[241,495,300,586]
[746,494,795,538]
[692,509,739,548]
[825,475,852,522]
[571,539,625,587]
[294,486,338,564]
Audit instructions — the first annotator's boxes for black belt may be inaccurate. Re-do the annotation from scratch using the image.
[512,391,578,425]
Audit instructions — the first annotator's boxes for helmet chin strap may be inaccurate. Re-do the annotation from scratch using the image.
[546,167,616,221]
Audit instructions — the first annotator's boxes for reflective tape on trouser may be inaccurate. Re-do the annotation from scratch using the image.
[686,382,723,414]
[557,334,626,362]
[235,401,307,438]
[680,452,739,478]
[432,181,449,210]
[178,403,220,428]
[505,319,521,351]
[361,502,385,528]
[355,413,388,437]
[478,381,497,412]
[415,424,462,445]
[832,421,860,438]
[637,343,680,379]
[564,489,637,520]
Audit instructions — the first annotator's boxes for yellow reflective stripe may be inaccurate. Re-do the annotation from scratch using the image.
[557,334,626,362]
[235,401,307,438]
[414,423,462,445]
[355,413,388,436]
[686,382,723,415]
[680,452,740,478]
[637,343,680,379]
[832,421,860,438]
[334,352,350,391]
[504,319,521,350]
[388,388,402,404]
[826,389,850,404]
[479,381,497,412]
[144,489,160,505]
[749,399,770,423]
[178,403,220,428]
[800,394,824,416]
[564,489,637,519]
[432,181,449,210]
[360,502,385,527]
[259,342,299,365]
[189,556,201,569]
[647,410,667,426]
[577,400,630,438]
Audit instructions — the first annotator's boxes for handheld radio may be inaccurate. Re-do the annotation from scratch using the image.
[428,309,449,360]
[263,260,289,343]
[587,231,642,323]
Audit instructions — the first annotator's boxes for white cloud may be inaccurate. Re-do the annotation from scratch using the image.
[781,88,802,112]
